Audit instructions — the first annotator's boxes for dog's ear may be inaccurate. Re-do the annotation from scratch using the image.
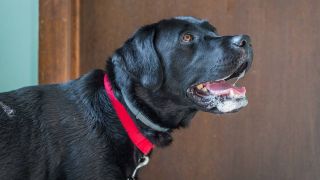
[117,25,163,90]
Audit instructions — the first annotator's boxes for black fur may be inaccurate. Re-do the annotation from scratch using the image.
[0,16,253,179]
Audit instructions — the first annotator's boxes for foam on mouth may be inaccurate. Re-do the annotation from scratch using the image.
[199,90,248,111]
[216,98,248,113]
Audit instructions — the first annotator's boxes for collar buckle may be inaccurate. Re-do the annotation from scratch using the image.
[128,155,150,180]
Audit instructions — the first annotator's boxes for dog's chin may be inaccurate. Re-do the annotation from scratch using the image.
[209,98,248,114]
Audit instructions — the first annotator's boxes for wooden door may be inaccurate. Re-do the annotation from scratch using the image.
[40,0,320,179]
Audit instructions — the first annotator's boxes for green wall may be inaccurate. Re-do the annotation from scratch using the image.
[0,0,38,93]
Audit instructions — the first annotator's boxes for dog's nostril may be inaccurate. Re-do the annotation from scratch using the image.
[232,35,251,48]
[237,39,247,47]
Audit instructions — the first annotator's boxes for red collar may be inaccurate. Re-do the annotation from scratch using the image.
[103,74,154,155]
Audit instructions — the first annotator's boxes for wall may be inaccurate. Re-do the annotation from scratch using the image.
[0,0,38,92]
[78,1,320,180]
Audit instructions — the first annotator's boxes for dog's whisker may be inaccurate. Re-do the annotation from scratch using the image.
[233,70,245,86]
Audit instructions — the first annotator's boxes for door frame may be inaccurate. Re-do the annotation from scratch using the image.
[39,0,80,84]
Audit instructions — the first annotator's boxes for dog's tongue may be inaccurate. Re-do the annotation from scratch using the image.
[205,80,246,96]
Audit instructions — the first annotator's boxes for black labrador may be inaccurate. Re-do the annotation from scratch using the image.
[0,16,253,179]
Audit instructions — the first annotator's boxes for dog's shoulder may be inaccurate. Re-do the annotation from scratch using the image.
[0,69,107,146]
[0,69,105,118]
[0,84,57,119]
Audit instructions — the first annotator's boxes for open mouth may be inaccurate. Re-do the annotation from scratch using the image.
[187,62,249,113]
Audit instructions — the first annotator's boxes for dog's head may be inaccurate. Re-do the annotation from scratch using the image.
[113,16,253,114]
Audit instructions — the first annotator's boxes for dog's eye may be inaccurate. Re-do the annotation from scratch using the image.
[182,33,194,42]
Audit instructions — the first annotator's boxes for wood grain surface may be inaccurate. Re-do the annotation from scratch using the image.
[39,0,80,84]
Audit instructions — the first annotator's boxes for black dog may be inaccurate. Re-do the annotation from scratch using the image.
[0,16,253,179]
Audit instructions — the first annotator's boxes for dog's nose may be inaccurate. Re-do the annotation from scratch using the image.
[231,35,251,48]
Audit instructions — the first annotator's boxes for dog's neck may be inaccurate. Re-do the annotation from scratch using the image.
[120,90,170,132]
[69,67,197,177]
[108,61,197,147]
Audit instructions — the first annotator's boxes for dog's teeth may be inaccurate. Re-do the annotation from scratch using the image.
[196,84,204,89]
[202,87,208,92]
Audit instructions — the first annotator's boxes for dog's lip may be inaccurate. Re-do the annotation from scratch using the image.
[188,79,246,98]
[187,62,248,97]
[186,80,247,112]
[186,67,247,110]
[225,62,248,81]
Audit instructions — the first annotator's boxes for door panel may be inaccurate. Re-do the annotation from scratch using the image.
[78,0,320,179]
